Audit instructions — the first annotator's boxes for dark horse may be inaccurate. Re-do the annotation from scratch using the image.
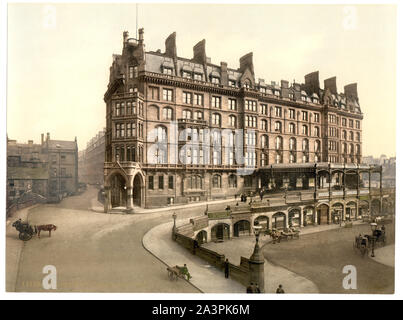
[35,224,57,238]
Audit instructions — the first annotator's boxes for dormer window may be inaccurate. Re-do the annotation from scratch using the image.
[211,77,220,84]
[182,71,192,79]
[274,90,280,96]
[163,67,173,75]
[229,80,236,87]
[194,73,203,81]
[260,87,267,94]
[301,95,307,101]
[289,93,294,99]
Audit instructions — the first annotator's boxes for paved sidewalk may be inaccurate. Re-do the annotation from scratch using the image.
[143,221,245,293]
[370,245,395,268]
[91,197,238,215]
[6,205,40,292]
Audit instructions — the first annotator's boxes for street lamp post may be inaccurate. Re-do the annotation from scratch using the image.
[172,212,177,240]
[249,222,264,293]
[370,222,377,257]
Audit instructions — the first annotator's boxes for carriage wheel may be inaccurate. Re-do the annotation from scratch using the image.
[19,232,32,241]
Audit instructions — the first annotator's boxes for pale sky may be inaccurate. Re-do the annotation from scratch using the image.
[7,3,396,157]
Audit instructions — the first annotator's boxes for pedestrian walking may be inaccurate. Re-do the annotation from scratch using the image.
[246,283,254,293]
[276,284,285,293]
[182,264,192,281]
[255,283,261,293]
[224,259,229,279]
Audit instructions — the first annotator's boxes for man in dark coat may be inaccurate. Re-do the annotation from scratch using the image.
[224,259,229,279]
[276,284,285,293]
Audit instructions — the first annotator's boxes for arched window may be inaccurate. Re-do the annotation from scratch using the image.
[349,131,354,141]
[194,110,203,120]
[275,136,283,150]
[261,135,269,148]
[212,113,221,126]
[182,109,192,119]
[356,132,360,142]
[302,139,309,151]
[289,123,296,134]
[229,115,236,127]
[289,137,296,151]
[189,175,202,189]
[356,144,361,155]
[350,143,354,155]
[149,105,160,120]
[343,130,347,140]
[342,143,347,154]
[314,126,320,137]
[261,119,268,131]
[163,107,173,120]
[156,126,167,142]
[228,174,237,188]
[315,140,321,152]
[212,174,222,188]
[261,153,268,166]
[302,153,309,163]
[302,125,308,135]
[289,152,296,163]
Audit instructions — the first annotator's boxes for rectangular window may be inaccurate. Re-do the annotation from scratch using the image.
[159,176,164,189]
[245,100,257,112]
[163,89,173,101]
[356,120,360,129]
[211,96,221,108]
[314,113,320,123]
[349,119,354,128]
[194,93,203,106]
[229,98,237,111]
[182,92,192,104]
[302,111,308,121]
[275,106,282,117]
[168,176,174,189]
[129,66,134,79]
[163,67,173,75]
[229,80,236,87]
[289,109,295,119]
[148,176,154,190]
[183,71,192,79]
[150,87,159,100]
[211,77,220,84]
[194,73,203,81]
[260,104,267,115]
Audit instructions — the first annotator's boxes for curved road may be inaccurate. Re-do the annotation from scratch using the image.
[8,186,214,293]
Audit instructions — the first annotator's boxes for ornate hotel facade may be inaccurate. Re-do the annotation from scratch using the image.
[103,29,378,213]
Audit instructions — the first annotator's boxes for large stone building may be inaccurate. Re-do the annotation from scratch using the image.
[78,129,105,185]
[7,133,79,206]
[103,29,367,212]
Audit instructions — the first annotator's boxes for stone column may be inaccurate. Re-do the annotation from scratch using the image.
[126,187,134,213]
[249,233,265,293]
[300,206,304,227]
[104,187,111,213]
[314,207,318,225]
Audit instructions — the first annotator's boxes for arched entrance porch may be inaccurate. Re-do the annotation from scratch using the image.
[211,223,230,242]
[233,220,251,237]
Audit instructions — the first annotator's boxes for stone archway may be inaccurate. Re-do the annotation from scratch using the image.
[196,230,208,244]
[331,203,344,224]
[288,208,301,227]
[211,223,230,242]
[272,212,286,230]
[109,172,127,208]
[346,201,357,221]
[303,206,315,226]
[233,220,251,237]
[317,204,329,225]
[254,215,270,230]
[133,173,144,207]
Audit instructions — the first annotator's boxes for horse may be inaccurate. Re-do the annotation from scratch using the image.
[35,224,57,238]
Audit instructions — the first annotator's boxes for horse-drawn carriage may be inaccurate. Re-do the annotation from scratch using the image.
[265,227,300,243]
[353,226,386,257]
[167,265,192,281]
[12,219,36,241]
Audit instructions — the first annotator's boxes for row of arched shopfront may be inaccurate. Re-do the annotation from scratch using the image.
[194,198,388,243]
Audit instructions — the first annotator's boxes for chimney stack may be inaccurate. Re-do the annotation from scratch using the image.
[41,133,44,145]
[344,83,358,100]
[324,77,338,95]
[304,71,320,96]
[193,39,207,65]
[165,32,177,59]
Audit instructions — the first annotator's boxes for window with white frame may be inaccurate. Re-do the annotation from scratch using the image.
[211,96,221,108]
[212,113,221,125]
[228,98,237,110]
[163,107,173,120]
[194,93,203,106]
[163,89,173,101]
[182,92,192,104]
